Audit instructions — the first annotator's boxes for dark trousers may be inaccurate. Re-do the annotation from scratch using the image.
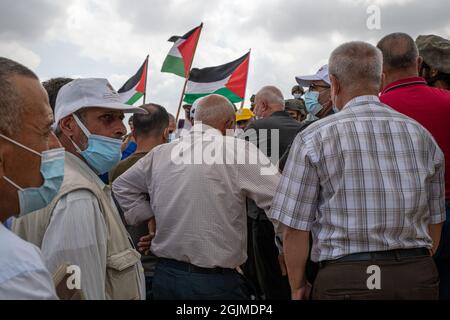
[435,201,450,299]
[244,216,290,300]
[152,259,250,300]
[313,254,439,300]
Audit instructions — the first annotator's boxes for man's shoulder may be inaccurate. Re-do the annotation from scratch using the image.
[0,226,47,280]
[249,112,302,130]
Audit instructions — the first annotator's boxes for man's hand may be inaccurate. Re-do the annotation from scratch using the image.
[291,281,312,300]
[137,218,156,255]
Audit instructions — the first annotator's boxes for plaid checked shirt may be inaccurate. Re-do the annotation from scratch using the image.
[269,95,446,262]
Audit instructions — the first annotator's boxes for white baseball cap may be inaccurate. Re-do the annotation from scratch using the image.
[295,64,331,87]
[53,78,146,130]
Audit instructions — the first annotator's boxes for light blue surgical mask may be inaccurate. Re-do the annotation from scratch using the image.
[168,133,177,143]
[304,90,323,116]
[0,134,65,216]
[72,114,122,175]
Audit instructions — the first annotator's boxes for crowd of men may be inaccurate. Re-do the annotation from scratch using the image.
[0,32,449,300]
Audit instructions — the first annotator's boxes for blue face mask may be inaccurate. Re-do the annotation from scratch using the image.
[168,133,177,143]
[72,114,122,175]
[304,90,323,116]
[0,134,65,216]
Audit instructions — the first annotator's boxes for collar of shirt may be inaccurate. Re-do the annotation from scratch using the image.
[343,95,382,110]
[189,123,223,137]
[67,152,107,191]
[381,76,427,95]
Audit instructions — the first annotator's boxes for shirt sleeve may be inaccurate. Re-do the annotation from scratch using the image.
[112,155,154,226]
[0,270,58,300]
[268,134,320,231]
[237,141,280,214]
[41,190,108,300]
[428,143,446,224]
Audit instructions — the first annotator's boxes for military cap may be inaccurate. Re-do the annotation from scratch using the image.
[285,99,306,113]
[416,34,450,74]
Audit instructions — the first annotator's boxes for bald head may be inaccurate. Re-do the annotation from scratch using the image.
[377,32,419,72]
[194,94,236,133]
[254,86,285,118]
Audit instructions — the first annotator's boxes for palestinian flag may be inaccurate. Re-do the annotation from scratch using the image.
[161,24,203,78]
[184,52,250,104]
[118,56,148,105]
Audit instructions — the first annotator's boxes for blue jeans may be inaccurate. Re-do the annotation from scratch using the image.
[435,201,450,299]
[152,260,250,300]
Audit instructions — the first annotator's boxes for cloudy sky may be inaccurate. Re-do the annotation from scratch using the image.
[1,0,449,120]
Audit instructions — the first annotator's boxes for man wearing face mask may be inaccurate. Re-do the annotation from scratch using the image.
[109,103,169,299]
[296,65,334,124]
[13,78,146,300]
[113,94,280,300]
[0,57,63,299]
[168,113,177,142]
[291,85,304,100]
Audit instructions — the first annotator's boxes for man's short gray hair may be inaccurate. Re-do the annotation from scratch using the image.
[257,86,285,108]
[194,94,236,129]
[329,41,383,90]
[0,57,38,137]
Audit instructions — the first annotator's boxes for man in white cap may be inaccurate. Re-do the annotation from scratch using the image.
[13,78,146,300]
[296,65,334,123]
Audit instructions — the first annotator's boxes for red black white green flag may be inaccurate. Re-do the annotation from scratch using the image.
[118,56,148,105]
[161,24,203,78]
[183,52,250,104]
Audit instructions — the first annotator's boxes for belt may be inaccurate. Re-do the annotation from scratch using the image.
[158,258,237,275]
[319,248,430,269]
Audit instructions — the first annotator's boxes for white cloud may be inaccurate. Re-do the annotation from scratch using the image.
[0,42,41,70]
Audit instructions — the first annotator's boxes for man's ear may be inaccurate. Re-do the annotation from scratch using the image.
[330,74,339,97]
[380,73,386,92]
[59,116,76,138]
[416,56,424,75]
[163,127,170,141]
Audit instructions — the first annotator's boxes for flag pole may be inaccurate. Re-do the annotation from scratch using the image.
[175,23,204,123]
[143,55,150,104]
[240,49,251,110]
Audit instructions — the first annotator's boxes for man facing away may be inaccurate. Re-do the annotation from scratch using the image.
[377,32,450,299]
[113,94,280,300]
[270,41,445,300]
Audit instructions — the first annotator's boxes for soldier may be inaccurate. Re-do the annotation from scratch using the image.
[285,99,307,122]
[416,34,450,90]
[291,85,305,100]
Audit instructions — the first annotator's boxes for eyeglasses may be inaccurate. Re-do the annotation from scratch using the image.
[309,83,331,92]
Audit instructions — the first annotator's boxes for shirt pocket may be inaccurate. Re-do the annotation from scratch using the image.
[106,248,143,300]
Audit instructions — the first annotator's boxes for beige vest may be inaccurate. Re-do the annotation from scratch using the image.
[13,152,144,300]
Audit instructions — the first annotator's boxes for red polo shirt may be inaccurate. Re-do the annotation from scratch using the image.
[380,76,450,200]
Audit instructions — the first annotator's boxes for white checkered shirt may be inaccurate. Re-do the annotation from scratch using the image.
[269,95,446,262]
